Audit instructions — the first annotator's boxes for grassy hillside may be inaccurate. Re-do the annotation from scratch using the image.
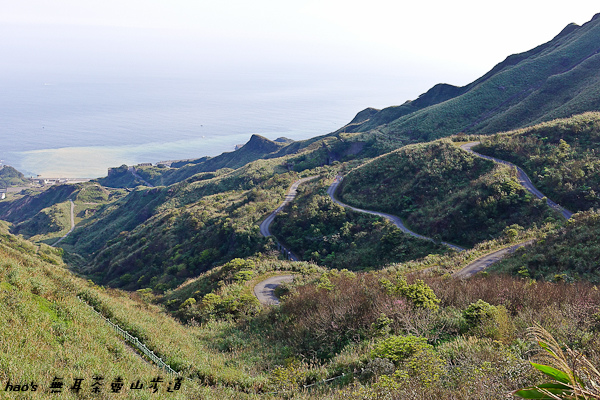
[337,140,556,247]
[0,165,29,187]
[270,175,449,269]
[113,135,292,188]
[0,232,207,399]
[65,158,311,291]
[338,14,600,144]
[96,164,145,188]
[4,212,600,399]
[0,183,77,224]
[474,112,600,212]
[0,183,127,245]
[490,209,600,282]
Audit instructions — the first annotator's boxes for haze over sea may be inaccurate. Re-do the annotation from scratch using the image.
[0,70,424,179]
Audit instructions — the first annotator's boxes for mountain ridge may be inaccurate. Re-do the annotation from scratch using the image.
[337,14,600,140]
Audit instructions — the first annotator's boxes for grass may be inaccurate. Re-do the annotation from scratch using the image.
[337,139,557,247]
[474,112,600,212]
[270,174,449,269]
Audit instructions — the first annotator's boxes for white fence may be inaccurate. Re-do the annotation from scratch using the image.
[78,297,179,375]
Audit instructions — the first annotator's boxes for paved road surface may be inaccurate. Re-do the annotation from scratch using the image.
[259,176,318,261]
[454,240,535,278]
[327,176,465,251]
[52,199,75,246]
[254,275,294,305]
[259,176,318,237]
[461,142,573,220]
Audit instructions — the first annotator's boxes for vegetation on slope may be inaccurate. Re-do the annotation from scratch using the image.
[96,164,145,188]
[109,134,292,188]
[490,209,600,283]
[475,112,600,212]
[270,175,449,269]
[66,157,319,291]
[338,140,555,247]
[0,183,77,224]
[0,183,127,245]
[0,165,29,187]
[336,14,600,144]
[0,232,205,399]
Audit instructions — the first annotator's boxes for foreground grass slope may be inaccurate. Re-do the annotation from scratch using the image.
[475,112,600,212]
[0,233,205,399]
[337,140,555,247]
[4,217,600,399]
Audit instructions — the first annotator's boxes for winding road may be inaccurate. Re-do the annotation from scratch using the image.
[259,176,318,261]
[52,199,75,246]
[453,240,535,278]
[327,176,465,251]
[461,142,573,220]
[253,143,577,300]
[253,275,294,305]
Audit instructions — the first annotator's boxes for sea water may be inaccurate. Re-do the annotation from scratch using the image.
[0,72,417,179]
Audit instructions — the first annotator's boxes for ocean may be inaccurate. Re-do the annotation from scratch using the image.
[0,72,418,179]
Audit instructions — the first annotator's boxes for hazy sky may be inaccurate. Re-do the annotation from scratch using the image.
[2,1,599,97]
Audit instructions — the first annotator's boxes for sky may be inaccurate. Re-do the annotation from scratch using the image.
[2,0,599,98]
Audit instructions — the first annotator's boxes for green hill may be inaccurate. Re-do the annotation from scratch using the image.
[0,165,29,188]
[269,175,449,268]
[336,14,600,144]
[64,159,300,291]
[490,209,600,282]
[473,112,600,212]
[0,184,77,224]
[108,135,293,188]
[337,140,556,247]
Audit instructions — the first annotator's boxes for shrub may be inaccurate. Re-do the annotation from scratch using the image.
[371,335,432,364]
[380,274,440,310]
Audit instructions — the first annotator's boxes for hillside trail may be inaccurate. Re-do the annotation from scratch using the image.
[327,176,465,251]
[254,176,317,305]
[460,142,573,220]
[257,141,576,300]
[258,175,318,259]
[451,141,576,277]
[453,240,535,278]
[52,198,75,246]
[253,275,294,305]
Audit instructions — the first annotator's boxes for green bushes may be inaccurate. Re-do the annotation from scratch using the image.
[491,210,600,281]
[338,140,554,247]
[380,274,440,310]
[270,176,448,269]
[476,112,600,212]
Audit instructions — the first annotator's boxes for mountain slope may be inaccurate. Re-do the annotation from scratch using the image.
[337,140,555,247]
[0,165,29,187]
[340,14,600,142]
[135,134,291,187]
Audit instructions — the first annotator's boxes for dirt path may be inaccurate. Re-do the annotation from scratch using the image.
[52,199,75,246]
[453,240,535,278]
[253,275,295,305]
[327,176,465,251]
[129,167,154,187]
[460,142,573,220]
